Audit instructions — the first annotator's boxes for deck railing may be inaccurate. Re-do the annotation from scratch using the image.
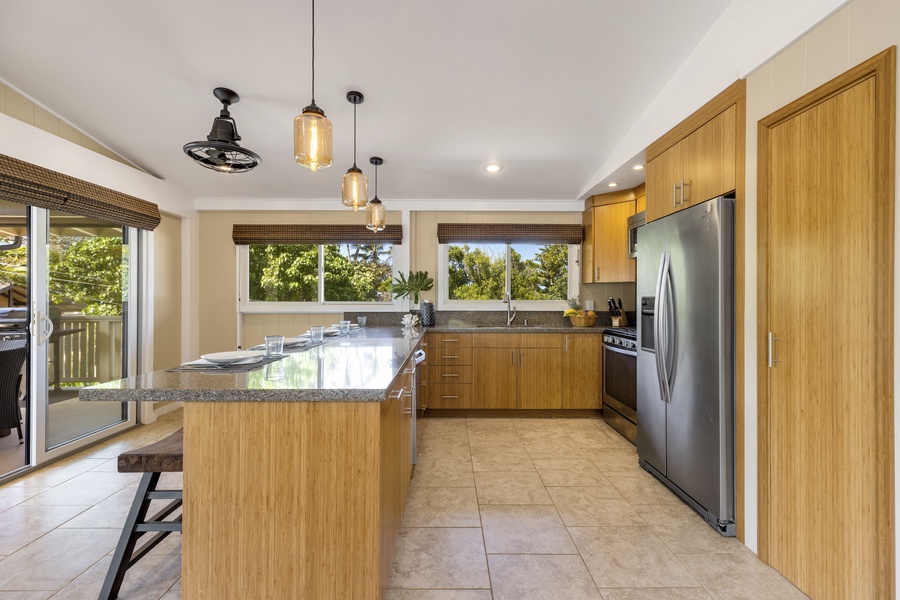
[57,314,123,385]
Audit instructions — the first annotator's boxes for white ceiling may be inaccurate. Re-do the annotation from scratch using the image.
[0,1,735,205]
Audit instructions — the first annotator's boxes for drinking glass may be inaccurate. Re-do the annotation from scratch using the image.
[340,320,351,334]
[264,335,284,357]
[265,360,285,381]
[310,326,325,343]
[357,316,367,328]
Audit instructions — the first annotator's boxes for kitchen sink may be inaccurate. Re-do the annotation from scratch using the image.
[473,324,547,329]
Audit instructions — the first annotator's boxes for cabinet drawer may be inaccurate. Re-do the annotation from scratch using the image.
[428,332,472,347]
[427,384,472,409]
[427,365,473,384]
[429,347,472,366]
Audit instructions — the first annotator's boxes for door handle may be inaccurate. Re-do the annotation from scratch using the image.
[767,332,781,368]
[35,307,54,346]
[654,252,672,403]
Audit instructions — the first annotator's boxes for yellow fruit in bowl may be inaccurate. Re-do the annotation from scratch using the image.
[585,310,596,317]
[563,308,579,317]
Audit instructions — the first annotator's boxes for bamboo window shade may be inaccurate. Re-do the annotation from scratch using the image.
[0,155,161,231]
[436,223,583,245]
[232,224,403,245]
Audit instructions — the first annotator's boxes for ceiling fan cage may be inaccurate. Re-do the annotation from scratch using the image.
[183,87,261,173]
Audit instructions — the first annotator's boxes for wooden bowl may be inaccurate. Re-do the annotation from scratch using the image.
[568,315,597,327]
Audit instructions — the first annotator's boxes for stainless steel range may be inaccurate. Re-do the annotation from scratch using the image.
[602,326,637,443]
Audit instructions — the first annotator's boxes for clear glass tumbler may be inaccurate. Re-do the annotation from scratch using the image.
[310,326,325,343]
[340,320,351,334]
[357,316,367,328]
[264,335,284,357]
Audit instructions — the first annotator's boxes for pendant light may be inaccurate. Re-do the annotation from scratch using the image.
[293,0,332,171]
[183,88,261,173]
[341,91,368,211]
[366,157,386,232]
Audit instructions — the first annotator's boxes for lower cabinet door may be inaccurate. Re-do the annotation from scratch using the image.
[518,348,562,409]
[428,383,473,409]
[562,335,602,409]
[473,347,517,408]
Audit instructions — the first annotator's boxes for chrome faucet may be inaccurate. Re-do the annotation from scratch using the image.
[503,292,517,326]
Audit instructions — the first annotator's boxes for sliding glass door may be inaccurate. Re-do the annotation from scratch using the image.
[42,210,132,450]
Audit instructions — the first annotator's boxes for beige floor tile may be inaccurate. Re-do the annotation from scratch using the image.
[582,447,641,473]
[633,503,748,554]
[401,487,481,527]
[387,591,492,600]
[4,457,109,489]
[480,504,576,554]
[607,472,684,506]
[474,472,552,505]
[0,485,52,513]
[411,457,475,488]
[58,485,147,530]
[88,458,121,472]
[599,588,713,600]
[22,471,138,506]
[488,554,603,600]
[467,429,523,449]
[466,417,515,431]
[533,458,611,487]
[0,504,89,554]
[471,445,534,472]
[510,418,567,434]
[569,526,700,588]
[568,428,633,450]
[51,534,182,600]
[390,527,490,589]
[523,438,588,459]
[677,553,810,600]
[417,442,472,461]
[160,578,181,600]
[0,528,119,590]
[549,487,641,527]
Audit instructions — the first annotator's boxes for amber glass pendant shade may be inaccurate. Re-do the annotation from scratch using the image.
[294,106,333,172]
[342,167,368,211]
[366,197,385,232]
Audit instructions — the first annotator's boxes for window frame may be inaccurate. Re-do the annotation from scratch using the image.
[237,243,401,313]
[437,242,579,311]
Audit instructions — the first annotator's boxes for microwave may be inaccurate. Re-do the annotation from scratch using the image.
[627,210,645,258]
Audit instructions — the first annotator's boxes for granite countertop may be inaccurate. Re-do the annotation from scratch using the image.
[79,327,425,403]
[422,325,604,334]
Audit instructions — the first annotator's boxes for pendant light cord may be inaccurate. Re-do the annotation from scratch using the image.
[311,0,316,103]
[374,162,378,197]
[353,103,358,167]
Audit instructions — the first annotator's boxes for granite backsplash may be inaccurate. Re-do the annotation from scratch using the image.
[343,310,637,329]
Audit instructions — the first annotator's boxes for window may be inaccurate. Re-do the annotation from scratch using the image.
[242,243,394,310]
[444,242,576,307]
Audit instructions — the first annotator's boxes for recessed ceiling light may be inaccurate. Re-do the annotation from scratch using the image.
[484,163,503,173]
[608,182,618,187]
[632,164,644,170]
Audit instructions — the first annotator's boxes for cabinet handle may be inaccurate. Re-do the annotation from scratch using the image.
[389,389,403,399]
[403,367,415,374]
[442,373,459,377]
[520,349,523,367]
[443,339,459,343]
[442,355,459,359]
[441,395,459,399]
[565,335,569,352]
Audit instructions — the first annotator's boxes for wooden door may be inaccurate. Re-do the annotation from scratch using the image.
[759,49,895,599]
[517,348,562,409]
[562,334,602,409]
[473,347,517,408]
[684,105,736,206]
[645,141,681,222]
[582,207,594,284]
[593,201,636,282]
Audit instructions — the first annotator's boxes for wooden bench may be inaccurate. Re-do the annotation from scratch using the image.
[99,429,183,600]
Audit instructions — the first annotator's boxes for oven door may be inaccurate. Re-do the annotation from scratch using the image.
[602,343,637,424]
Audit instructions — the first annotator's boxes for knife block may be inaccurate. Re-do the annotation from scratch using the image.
[611,313,629,327]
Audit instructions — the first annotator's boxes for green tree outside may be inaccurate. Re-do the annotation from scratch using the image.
[449,243,568,300]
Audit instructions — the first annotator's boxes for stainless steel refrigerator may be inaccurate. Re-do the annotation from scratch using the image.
[636,194,735,535]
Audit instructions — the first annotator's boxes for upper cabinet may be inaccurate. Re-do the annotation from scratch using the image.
[645,81,744,222]
[582,189,637,283]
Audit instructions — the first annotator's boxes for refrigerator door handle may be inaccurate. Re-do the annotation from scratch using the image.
[663,260,676,399]
[654,251,671,403]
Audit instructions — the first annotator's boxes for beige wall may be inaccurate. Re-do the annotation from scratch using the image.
[198,209,402,354]
[152,212,183,370]
[741,0,900,555]
[0,82,138,169]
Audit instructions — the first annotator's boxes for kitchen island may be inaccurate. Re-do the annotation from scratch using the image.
[80,328,424,600]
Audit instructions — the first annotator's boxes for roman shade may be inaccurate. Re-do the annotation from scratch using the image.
[0,155,161,231]
[436,223,583,245]
[232,224,403,245]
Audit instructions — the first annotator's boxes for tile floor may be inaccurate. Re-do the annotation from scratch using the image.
[0,411,810,599]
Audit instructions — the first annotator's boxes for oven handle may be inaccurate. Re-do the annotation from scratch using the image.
[654,251,671,403]
[602,343,636,357]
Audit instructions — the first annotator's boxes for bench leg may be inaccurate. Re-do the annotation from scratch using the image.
[98,472,159,600]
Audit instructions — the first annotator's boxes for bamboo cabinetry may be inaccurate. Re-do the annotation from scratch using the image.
[562,333,603,409]
[581,190,637,283]
[645,103,737,222]
[426,333,473,408]
[472,333,563,409]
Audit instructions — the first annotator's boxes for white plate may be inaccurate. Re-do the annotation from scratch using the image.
[305,329,341,337]
[200,350,266,364]
[330,323,360,329]
[283,336,309,347]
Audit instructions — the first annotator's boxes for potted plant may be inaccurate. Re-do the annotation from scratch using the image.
[563,296,597,327]
[391,270,434,307]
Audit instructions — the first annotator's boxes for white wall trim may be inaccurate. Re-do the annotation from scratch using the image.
[193,197,585,213]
